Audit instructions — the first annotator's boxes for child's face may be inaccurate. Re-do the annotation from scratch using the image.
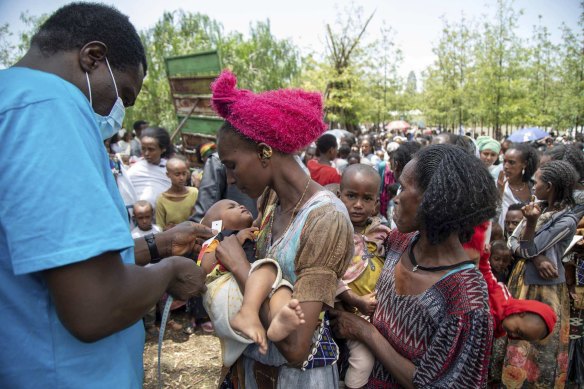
[360,141,372,155]
[167,161,189,188]
[505,210,523,236]
[490,248,512,274]
[502,312,548,341]
[216,200,254,230]
[134,205,153,231]
[340,173,379,227]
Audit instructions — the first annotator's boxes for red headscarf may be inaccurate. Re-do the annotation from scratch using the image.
[503,299,557,337]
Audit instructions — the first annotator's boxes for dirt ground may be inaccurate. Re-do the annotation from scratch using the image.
[143,311,222,389]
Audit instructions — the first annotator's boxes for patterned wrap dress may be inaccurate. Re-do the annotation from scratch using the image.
[368,230,494,388]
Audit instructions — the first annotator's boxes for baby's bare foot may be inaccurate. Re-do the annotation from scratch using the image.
[267,299,305,342]
[230,308,268,354]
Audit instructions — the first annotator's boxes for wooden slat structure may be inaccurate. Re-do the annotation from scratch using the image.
[164,50,224,167]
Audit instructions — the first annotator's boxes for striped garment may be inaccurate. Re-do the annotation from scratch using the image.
[368,230,493,388]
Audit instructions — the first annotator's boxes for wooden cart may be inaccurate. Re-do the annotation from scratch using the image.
[164,50,224,168]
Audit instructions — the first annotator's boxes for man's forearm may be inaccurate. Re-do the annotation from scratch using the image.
[45,254,177,342]
[134,231,173,266]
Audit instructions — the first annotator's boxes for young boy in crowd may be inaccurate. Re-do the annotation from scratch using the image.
[131,200,161,239]
[155,157,198,230]
[504,203,524,240]
[336,164,391,389]
[489,240,513,282]
[130,200,164,334]
[198,199,305,367]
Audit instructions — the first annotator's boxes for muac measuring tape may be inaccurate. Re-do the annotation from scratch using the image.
[158,221,222,388]
[157,295,174,389]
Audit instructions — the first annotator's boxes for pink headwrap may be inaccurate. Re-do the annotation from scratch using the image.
[210,70,327,154]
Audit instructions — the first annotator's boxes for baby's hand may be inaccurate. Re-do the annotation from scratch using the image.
[236,227,259,245]
[354,291,378,316]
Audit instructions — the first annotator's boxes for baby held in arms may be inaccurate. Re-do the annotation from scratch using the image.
[198,199,304,362]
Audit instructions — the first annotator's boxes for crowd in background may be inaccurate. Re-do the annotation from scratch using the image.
[109,117,584,388]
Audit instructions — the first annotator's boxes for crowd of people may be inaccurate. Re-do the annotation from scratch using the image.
[2,3,584,389]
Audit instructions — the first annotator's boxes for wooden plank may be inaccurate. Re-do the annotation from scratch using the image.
[172,96,215,117]
[178,115,224,136]
[168,76,216,95]
[165,50,222,77]
[170,104,197,142]
[182,132,216,149]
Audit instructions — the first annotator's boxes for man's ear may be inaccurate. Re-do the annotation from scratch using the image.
[79,41,108,73]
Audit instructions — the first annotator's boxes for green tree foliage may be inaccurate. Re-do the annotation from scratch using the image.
[221,20,300,92]
[125,11,301,130]
[0,12,47,68]
[365,25,404,127]
[2,2,582,134]
[126,11,224,130]
[323,4,375,130]
[555,5,584,132]
[421,0,583,134]
[421,15,476,131]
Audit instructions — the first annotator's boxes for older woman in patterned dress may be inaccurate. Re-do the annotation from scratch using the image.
[331,144,499,388]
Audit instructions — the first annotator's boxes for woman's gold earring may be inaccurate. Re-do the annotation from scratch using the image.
[261,146,272,160]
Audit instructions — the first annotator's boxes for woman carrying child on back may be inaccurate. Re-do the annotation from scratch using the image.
[209,70,354,388]
[496,160,579,388]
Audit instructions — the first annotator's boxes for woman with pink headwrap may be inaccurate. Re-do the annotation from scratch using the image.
[210,70,354,388]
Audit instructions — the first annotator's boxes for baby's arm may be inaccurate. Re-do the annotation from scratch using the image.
[199,251,219,275]
[338,289,378,316]
[235,227,258,245]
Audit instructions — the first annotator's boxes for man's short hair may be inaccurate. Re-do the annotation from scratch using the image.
[133,120,148,130]
[31,3,147,73]
[507,203,524,212]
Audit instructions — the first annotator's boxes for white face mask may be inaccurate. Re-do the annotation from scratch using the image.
[86,58,126,141]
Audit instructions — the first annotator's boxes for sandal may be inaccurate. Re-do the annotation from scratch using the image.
[183,323,196,335]
[167,319,183,331]
[200,321,214,333]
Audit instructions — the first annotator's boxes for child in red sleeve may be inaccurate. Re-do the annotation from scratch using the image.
[465,222,557,340]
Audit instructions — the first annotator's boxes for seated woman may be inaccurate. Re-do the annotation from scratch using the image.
[210,70,354,387]
[331,144,499,388]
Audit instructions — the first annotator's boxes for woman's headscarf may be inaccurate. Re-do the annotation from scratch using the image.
[476,136,501,154]
[210,70,327,154]
[199,142,216,161]
[502,299,557,337]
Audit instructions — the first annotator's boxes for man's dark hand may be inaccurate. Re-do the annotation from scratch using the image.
[166,256,207,300]
[169,222,214,258]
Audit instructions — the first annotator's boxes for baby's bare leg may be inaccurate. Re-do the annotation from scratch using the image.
[267,287,305,342]
[230,263,277,354]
